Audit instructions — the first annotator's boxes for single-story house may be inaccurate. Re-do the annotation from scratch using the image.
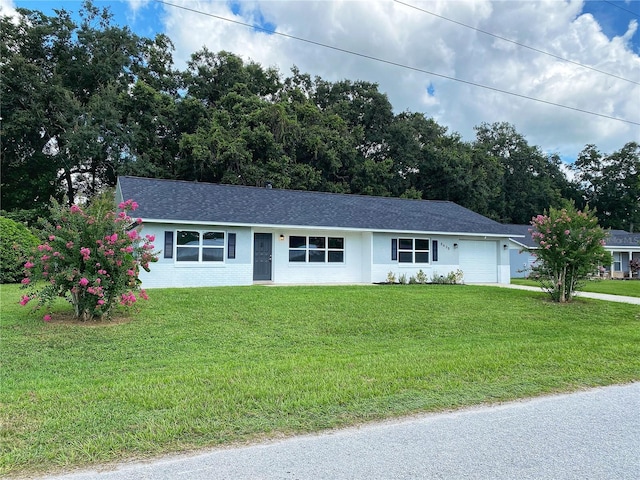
[508,225,640,279]
[116,176,518,288]
[605,230,640,278]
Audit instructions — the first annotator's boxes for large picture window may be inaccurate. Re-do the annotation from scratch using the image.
[395,237,430,264]
[176,230,224,262]
[289,236,344,263]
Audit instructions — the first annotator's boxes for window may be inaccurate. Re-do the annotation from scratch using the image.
[176,230,224,262]
[613,252,622,271]
[289,235,344,263]
[394,238,430,263]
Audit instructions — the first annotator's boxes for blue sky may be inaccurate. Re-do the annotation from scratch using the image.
[4,0,639,160]
[583,0,640,52]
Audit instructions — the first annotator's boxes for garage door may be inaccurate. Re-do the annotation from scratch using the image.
[458,240,498,283]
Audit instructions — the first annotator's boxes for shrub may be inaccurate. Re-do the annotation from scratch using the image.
[0,217,39,284]
[415,269,428,284]
[20,196,159,321]
[528,204,611,302]
[430,270,464,285]
[386,271,397,284]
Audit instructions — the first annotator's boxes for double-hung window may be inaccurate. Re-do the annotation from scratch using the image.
[289,236,344,263]
[393,238,430,263]
[176,230,224,262]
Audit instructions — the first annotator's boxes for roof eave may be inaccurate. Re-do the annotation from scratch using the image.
[137,217,515,237]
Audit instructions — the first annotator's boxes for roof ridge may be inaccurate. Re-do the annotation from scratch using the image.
[120,175,461,205]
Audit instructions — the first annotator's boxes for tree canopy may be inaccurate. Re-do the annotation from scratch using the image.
[2,2,636,230]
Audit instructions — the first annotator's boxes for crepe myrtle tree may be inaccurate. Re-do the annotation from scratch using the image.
[528,204,611,303]
[20,195,158,321]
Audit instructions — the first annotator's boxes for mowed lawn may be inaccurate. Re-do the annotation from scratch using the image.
[511,278,640,298]
[1,284,639,476]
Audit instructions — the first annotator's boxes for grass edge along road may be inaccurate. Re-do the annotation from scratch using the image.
[1,284,639,477]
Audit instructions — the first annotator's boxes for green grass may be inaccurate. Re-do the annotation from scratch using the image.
[1,283,639,476]
[511,278,640,297]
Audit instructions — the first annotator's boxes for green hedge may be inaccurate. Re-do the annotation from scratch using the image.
[0,217,39,284]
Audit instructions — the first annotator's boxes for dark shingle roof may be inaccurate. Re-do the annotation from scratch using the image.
[117,176,514,236]
[607,230,640,247]
[506,224,536,248]
[507,225,640,248]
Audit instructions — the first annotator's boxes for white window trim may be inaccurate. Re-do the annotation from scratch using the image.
[175,229,226,264]
[288,235,345,264]
[397,237,431,264]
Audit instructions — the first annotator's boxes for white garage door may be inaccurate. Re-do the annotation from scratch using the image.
[459,240,498,283]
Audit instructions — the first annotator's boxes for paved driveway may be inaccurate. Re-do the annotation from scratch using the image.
[41,383,640,480]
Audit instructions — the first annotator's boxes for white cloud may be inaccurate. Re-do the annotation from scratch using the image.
[159,0,640,161]
[0,0,20,21]
[126,0,151,14]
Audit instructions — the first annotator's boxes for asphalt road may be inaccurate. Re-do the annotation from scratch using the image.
[41,382,640,480]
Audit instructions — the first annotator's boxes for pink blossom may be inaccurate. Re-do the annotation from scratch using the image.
[19,295,31,306]
[43,314,52,322]
[140,289,149,300]
[24,261,35,269]
[97,299,105,306]
[53,251,60,257]
[21,277,30,285]
[127,230,138,240]
[145,234,155,242]
[136,218,142,224]
[131,201,139,211]
[70,205,82,214]
[56,225,62,230]
[120,292,137,306]
[79,277,89,287]
[66,241,74,249]
[564,230,570,235]
[127,269,135,276]
[49,235,56,241]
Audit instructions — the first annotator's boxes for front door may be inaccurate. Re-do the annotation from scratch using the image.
[253,233,272,281]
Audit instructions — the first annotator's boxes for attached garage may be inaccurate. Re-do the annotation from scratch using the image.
[459,240,498,283]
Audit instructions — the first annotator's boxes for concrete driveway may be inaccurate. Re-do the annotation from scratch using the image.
[41,383,640,480]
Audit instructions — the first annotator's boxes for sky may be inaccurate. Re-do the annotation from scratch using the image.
[3,0,639,164]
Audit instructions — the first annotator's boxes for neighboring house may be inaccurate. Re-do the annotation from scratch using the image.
[507,224,537,278]
[116,176,517,288]
[508,225,640,279]
[606,230,640,278]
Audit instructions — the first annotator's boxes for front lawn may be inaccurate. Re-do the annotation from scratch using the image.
[511,278,640,297]
[1,284,639,476]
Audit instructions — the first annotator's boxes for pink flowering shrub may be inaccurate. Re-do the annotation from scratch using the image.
[528,204,611,303]
[20,195,158,321]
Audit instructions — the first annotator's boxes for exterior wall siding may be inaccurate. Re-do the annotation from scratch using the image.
[271,229,366,284]
[137,223,253,288]
[138,222,510,287]
[372,233,467,283]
